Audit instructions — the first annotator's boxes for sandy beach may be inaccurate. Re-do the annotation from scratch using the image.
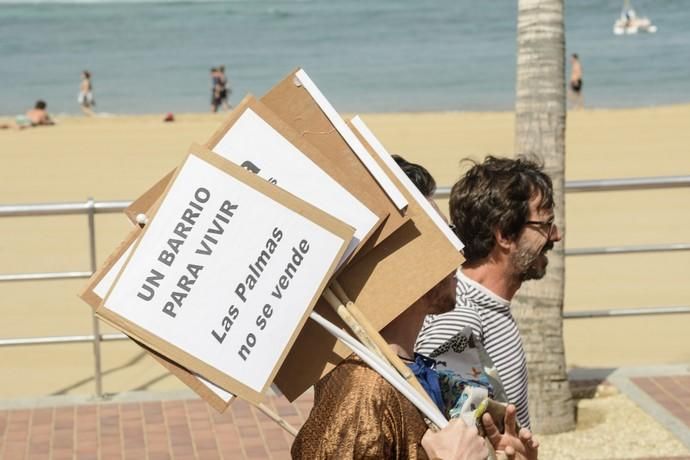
[0,105,689,400]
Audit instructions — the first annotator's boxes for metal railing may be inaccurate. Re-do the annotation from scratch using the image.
[0,198,130,397]
[437,175,690,258]
[435,174,690,197]
[1,175,689,396]
[564,305,690,319]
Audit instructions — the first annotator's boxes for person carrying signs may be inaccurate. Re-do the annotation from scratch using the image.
[416,156,562,430]
[291,156,539,460]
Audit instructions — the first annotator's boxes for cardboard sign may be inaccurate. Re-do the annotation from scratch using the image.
[97,145,353,403]
[272,118,465,401]
[350,116,464,253]
[204,95,379,267]
[125,96,381,266]
[288,70,408,211]
[261,68,409,254]
[80,226,235,413]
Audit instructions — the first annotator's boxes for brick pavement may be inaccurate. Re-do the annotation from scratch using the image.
[632,376,690,431]
[2,374,690,459]
[0,392,313,460]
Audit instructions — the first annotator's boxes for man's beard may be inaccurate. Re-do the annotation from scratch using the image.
[512,240,554,281]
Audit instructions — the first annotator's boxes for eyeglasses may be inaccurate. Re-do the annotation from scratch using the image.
[524,216,556,237]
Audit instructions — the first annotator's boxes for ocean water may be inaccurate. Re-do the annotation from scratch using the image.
[1,0,689,115]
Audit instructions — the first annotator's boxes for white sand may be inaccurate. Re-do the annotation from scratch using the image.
[0,106,688,399]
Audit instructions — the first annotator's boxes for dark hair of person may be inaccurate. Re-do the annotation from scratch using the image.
[572,53,579,59]
[83,70,91,78]
[450,155,554,263]
[34,100,47,109]
[392,154,436,198]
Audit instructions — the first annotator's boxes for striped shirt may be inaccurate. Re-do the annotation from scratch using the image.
[415,270,531,429]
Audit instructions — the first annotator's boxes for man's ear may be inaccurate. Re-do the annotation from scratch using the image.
[494,227,513,251]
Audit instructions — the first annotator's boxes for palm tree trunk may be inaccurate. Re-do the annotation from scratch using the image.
[513,0,575,434]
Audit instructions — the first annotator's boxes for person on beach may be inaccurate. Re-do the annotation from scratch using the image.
[78,70,95,116]
[569,54,583,109]
[210,67,224,112]
[1,100,55,130]
[416,156,562,430]
[292,157,539,460]
[217,65,232,110]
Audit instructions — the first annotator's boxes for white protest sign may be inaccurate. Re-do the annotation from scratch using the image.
[210,105,378,267]
[349,115,464,252]
[92,233,235,405]
[99,147,352,402]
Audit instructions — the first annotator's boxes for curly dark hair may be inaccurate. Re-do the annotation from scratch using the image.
[392,154,436,198]
[450,155,554,263]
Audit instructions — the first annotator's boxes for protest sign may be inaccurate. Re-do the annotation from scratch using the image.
[80,226,234,412]
[340,116,464,325]
[272,118,465,401]
[204,95,379,266]
[349,115,464,253]
[125,96,382,266]
[97,144,353,403]
[261,68,409,254]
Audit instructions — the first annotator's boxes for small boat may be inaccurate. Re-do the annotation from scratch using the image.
[613,0,657,35]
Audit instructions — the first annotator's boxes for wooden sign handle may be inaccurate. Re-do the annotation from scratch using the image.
[327,281,438,413]
[321,288,386,359]
[255,403,298,437]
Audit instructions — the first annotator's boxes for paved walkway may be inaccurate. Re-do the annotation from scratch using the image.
[0,391,313,460]
[609,365,690,457]
[632,375,690,433]
[1,365,689,459]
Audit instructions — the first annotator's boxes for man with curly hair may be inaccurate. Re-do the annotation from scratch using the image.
[292,156,540,460]
[416,156,562,430]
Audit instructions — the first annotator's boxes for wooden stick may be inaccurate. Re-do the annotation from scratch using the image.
[321,287,386,360]
[321,287,442,432]
[309,310,447,429]
[255,402,299,437]
[329,281,436,408]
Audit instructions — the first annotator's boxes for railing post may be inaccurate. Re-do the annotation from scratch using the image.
[86,197,103,398]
